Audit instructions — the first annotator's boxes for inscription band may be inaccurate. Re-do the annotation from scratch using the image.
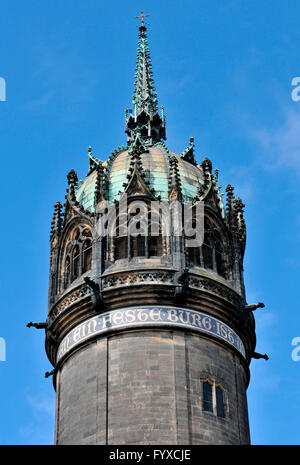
[56,306,246,363]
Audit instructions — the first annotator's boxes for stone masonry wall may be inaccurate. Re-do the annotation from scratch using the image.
[55,329,250,444]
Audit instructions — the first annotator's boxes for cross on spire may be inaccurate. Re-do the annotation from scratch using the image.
[136,11,149,27]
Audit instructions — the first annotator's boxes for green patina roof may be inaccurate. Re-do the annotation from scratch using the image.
[75,144,205,212]
[76,169,98,212]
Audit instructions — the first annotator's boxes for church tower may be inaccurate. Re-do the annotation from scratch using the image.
[30,20,267,445]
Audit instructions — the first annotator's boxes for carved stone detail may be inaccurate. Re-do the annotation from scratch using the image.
[189,275,241,307]
[48,284,92,325]
[102,271,174,289]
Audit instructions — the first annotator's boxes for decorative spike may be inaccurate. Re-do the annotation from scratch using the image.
[87,146,102,175]
[201,157,212,174]
[120,135,157,198]
[235,197,246,238]
[125,22,166,145]
[169,155,182,201]
[225,184,234,212]
[180,137,196,165]
[194,157,212,200]
[67,169,78,186]
[128,133,148,156]
[66,169,78,202]
[226,184,239,232]
[50,201,63,240]
[214,169,219,183]
[94,162,105,205]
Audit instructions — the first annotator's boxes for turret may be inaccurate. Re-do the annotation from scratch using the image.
[29,17,267,446]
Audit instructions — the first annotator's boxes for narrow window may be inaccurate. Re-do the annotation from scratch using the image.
[114,236,128,260]
[202,235,213,270]
[137,234,146,257]
[101,236,107,269]
[82,240,92,273]
[202,381,213,413]
[64,256,71,288]
[149,236,158,256]
[216,386,225,418]
[72,245,80,280]
[215,235,227,279]
[187,246,200,265]
[61,226,93,291]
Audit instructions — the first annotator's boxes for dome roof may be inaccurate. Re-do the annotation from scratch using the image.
[75,143,205,212]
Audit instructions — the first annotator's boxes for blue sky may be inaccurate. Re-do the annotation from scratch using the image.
[0,0,299,445]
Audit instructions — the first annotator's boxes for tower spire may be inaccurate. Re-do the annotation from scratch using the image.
[125,15,166,146]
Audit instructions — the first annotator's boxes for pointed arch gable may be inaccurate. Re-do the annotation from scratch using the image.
[57,219,93,294]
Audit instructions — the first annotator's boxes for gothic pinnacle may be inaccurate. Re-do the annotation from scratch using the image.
[235,197,246,238]
[50,201,63,240]
[94,162,105,205]
[169,156,182,201]
[125,19,166,145]
[225,184,234,212]
[67,169,78,187]
[67,169,78,202]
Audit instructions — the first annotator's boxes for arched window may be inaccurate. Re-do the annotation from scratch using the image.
[148,207,163,257]
[193,219,228,279]
[64,256,71,288]
[201,379,226,418]
[72,245,80,280]
[148,236,157,256]
[114,236,128,260]
[148,235,163,257]
[130,234,146,258]
[62,225,93,290]
[137,234,146,256]
[216,386,225,418]
[82,239,92,274]
[101,235,107,269]
[202,381,213,413]
[202,232,214,270]
[215,235,227,279]
[113,205,165,261]
[187,246,201,265]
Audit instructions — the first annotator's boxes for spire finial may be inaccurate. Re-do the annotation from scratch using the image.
[136,11,149,28]
[125,19,166,146]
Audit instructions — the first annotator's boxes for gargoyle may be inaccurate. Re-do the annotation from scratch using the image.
[84,276,105,311]
[174,268,189,305]
[27,321,48,329]
[245,302,265,312]
[252,352,269,360]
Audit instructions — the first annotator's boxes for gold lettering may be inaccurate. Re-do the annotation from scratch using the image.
[220,324,228,339]
[149,309,162,321]
[86,318,97,336]
[137,310,148,321]
[125,309,135,322]
[202,317,212,331]
[191,312,202,328]
[112,311,124,325]
[73,325,82,343]
[167,310,178,322]
[58,341,65,357]
[102,313,112,328]
[227,330,234,344]
[178,310,190,324]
